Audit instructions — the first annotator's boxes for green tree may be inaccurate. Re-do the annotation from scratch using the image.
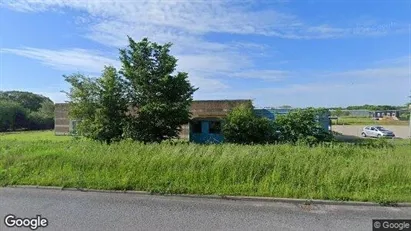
[279,105,292,109]
[0,91,55,130]
[64,66,128,144]
[0,100,28,131]
[27,101,55,130]
[223,103,276,144]
[0,91,53,112]
[275,108,333,145]
[119,37,197,143]
[37,100,55,117]
[334,108,344,117]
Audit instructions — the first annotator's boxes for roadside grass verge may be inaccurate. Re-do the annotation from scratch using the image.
[1,137,410,203]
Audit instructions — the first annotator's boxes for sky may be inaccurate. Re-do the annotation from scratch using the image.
[0,0,410,108]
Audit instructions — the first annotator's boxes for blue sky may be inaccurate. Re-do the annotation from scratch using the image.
[0,0,410,108]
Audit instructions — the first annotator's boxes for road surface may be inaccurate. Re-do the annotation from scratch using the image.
[1,188,410,231]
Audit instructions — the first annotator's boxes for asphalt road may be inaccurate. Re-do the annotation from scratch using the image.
[1,188,410,231]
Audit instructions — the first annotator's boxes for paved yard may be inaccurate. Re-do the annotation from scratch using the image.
[332,125,410,139]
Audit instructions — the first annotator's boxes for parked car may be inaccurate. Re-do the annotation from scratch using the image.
[361,126,395,138]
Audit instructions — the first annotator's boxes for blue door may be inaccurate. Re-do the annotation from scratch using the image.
[189,119,224,144]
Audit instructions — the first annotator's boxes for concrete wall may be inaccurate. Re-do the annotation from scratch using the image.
[54,103,70,135]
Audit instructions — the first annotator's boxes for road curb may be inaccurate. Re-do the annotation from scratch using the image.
[5,185,411,207]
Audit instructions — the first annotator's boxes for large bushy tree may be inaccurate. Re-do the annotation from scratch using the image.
[64,66,128,144]
[119,37,197,143]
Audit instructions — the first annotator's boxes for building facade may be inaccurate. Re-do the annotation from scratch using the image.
[55,101,331,143]
[54,100,251,143]
[371,110,400,118]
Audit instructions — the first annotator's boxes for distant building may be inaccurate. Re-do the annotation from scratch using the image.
[346,110,371,117]
[370,110,400,118]
[329,109,370,117]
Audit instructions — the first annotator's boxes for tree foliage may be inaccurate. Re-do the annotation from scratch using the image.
[0,100,28,131]
[0,91,54,131]
[63,37,196,144]
[275,108,333,145]
[223,103,276,144]
[0,91,53,112]
[345,105,401,111]
[223,105,333,145]
[64,66,128,144]
[119,37,197,143]
[330,108,350,117]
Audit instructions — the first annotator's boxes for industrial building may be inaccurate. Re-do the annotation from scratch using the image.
[370,110,400,119]
[55,100,331,144]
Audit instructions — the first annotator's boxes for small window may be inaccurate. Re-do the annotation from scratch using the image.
[209,121,221,134]
[191,121,202,133]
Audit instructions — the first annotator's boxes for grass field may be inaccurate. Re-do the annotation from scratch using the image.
[0,130,72,141]
[1,131,410,203]
[332,117,409,126]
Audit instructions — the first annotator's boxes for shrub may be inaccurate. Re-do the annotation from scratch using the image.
[27,111,54,130]
[275,108,333,144]
[223,103,276,144]
[399,111,410,121]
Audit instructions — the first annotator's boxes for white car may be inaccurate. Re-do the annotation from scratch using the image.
[361,126,395,138]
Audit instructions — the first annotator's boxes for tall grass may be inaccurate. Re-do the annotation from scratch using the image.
[1,138,410,203]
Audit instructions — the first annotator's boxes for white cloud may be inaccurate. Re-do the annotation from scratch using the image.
[197,59,411,107]
[2,47,231,94]
[204,79,410,108]
[2,47,120,73]
[327,67,409,79]
[38,91,68,103]
[1,0,406,42]
[320,56,410,80]
[231,69,289,81]
[1,0,409,106]
[176,53,251,74]
[373,56,410,66]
